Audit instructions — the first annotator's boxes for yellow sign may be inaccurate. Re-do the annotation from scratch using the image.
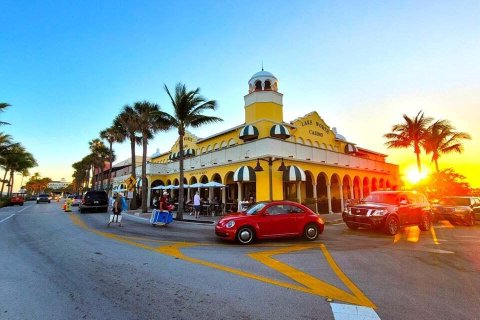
[124,176,137,191]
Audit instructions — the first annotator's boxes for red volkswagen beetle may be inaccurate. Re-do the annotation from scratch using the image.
[215,201,324,244]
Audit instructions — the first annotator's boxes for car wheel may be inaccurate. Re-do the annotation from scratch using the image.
[465,213,475,226]
[384,216,399,236]
[418,213,432,231]
[346,222,358,230]
[48,201,51,203]
[304,223,319,241]
[36,201,39,204]
[236,227,255,245]
[20,203,24,206]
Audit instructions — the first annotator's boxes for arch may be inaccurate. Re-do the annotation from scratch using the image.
[379,178,385,190]
[166,179,172,186]
[371,177,378,192]
[264,80,272,90]
[362,177,370,197]
[321,143,327,149]
[297,137,304,144]
[353,176,361,199]
[173,178,179,186]
[304,170,315,201]
[305,139,312,146]
[189,176,198,185]
[330,173,341,213]
[206,145,212,152]
[211,173,222,183]
[213,143,219,150]
[334,146,339,152]
[254,80,262,91]
[151,179,164,188]
[199,175,209,199]
[224,171,237,206]
[313,141,320,148]
[328,145,334,151]
[228,138,236,147]
[342,175,352,202]
[199,175,209,184]
[220,140,227,149]
[201,147,206,154]
[316,172,329,214]
[386,180,391,190]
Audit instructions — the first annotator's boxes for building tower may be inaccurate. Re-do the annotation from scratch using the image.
[244,69,284,124]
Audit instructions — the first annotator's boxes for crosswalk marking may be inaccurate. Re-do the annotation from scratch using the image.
[331,303,381,320]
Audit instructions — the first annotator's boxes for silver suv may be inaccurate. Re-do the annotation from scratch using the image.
[432,196,479,226]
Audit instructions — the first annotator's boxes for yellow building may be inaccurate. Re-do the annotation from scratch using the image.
[144,69,399,214]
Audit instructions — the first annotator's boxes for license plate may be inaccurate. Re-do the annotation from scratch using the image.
[94,201,99,204]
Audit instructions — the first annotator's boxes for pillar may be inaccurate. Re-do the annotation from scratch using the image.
[237,182,243,211]
[312,182,318,214]
[326,183,333,214]
[339,183,344,213]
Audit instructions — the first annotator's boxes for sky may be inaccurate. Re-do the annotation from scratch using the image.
[1,0,479,191]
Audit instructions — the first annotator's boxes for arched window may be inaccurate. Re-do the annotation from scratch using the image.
[255,80,262,91]
[264,80,271,90]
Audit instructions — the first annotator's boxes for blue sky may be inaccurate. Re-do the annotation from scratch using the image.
[1,1,480,189]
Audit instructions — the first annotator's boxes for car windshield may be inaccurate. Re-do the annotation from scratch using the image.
[362,193,402,205]
[245,202,267,215]
[439,197,470,206]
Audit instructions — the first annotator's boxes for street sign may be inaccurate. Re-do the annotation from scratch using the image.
[124,176,137,191]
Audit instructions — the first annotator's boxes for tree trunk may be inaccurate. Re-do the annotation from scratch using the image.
[0,169,7,196]
[434,159,439,173]
[100,162,105,190]
[177,130,185,221]
[141,133,148,213]
[107,141,113,196]
[129,136,137,210]
[8,169,14,196]
[415,149,422,173]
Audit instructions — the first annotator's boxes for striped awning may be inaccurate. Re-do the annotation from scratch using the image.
[234,166,256,182]
[185,148,196,157]
[239,125,259,140]
[283,165,306,182]
[168,153,175,160]
[270,124,290,139]
[345,143,358,154]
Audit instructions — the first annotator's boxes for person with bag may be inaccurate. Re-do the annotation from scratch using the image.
[108,193,123,227]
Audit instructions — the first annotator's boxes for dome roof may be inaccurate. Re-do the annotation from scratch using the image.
[249,70,277,83]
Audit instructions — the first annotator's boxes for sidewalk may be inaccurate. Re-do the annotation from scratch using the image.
[125,209,344,225]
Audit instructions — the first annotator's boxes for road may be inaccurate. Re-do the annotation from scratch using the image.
[1,201,479,320]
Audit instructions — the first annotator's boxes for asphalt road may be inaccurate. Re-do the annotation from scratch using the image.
[1,201,479,320]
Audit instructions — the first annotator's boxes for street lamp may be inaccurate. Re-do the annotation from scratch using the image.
[254,157,287,201]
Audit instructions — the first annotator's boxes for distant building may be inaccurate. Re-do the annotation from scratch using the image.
[48,178,70,190]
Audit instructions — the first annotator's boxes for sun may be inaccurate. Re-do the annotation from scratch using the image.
[405,166,430,184]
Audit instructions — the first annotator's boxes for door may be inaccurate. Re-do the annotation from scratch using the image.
[258,204,293,237]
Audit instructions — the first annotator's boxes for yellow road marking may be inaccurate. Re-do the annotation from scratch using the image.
[248,245,376,308]
[430,226,439,245]
[70,214,375,307]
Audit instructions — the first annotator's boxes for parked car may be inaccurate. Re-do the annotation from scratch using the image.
[37,194,51,203]
[9,193,25,206]
[215,201,324,245]
[432,196,479,226]
[342,191,432,236]
[79,191,109,213]
[72,195,82,207]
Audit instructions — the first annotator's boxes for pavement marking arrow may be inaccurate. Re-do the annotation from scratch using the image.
[70,215,375,307]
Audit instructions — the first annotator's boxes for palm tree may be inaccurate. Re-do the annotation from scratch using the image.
[156,83,222,220]
[0,144,37,196]
[114,105,142,209]
[423,120,471,173]
[384,110,433,173]
[0,103,11,126]
[89,139,110,190]
[100,126,122,194]
[132,101,171,213]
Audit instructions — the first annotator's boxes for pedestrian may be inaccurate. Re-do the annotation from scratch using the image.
[193,191,201,219]
[152,196,159,209]
[159,191,169,211]
[109,193,123,227]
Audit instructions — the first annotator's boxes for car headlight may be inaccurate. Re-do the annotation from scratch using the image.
[370,209,388,216]
[343,207,352,214]
[225,220,235,228]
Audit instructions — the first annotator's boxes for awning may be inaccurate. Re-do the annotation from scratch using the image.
[345,143,358,154]
[203,181,225,188]
[239,125,259,141]
[185,149,196,157]
[270,124,290,139]
[283,165,306,182]
[234,166,256,182]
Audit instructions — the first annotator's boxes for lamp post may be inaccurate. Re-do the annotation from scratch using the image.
[254,157,287,201]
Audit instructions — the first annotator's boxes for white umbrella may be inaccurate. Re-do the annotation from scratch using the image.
[188,183,204,188]
[203,181,225,188]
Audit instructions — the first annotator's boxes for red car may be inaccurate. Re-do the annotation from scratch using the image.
[9,193,25,206]
[215,201,324,244]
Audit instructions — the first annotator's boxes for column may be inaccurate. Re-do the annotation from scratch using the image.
[339,183,344,213]
[349,184,354,200]
[312,182,318,214]
[326,183,333,214]
[296,182,301,203]
[237,182,243,211]
[221,187,226,214]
